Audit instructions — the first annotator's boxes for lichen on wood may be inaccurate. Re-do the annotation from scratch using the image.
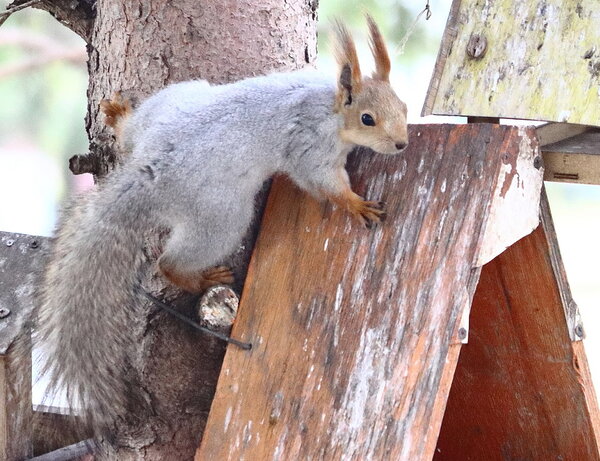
[424,0,600,126]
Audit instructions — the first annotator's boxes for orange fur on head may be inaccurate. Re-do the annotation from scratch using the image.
[332,17,408,155]
[366,14,391,82]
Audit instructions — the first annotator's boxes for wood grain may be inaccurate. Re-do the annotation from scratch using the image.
[434,191,600,460]
[196,124,543,460]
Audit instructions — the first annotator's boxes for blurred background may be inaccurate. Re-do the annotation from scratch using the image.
[1,0,599,396]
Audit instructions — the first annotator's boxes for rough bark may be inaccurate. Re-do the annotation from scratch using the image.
[72,0,318,177]
[32,0,317,458]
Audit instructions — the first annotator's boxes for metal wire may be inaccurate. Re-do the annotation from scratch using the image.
[396,1,432,56]
[141,290,252,350]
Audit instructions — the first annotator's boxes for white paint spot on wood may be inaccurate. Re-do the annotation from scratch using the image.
[244,420,253,440]
[558,110,571,122]
[224,406,232,433]
[333,284,343,312]
[417,157,425,174]
[273,428,288,461]
[476,127,543,266]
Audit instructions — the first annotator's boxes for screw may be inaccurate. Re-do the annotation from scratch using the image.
[533,156,543,169]
[5,239,14,247]
[575,324,584,338]
[30,240,39,249]
[0,307,10,319]
[466,34,487,59]
[458,328,468,340]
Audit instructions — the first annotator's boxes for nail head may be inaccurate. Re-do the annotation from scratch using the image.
[466,34,487,59]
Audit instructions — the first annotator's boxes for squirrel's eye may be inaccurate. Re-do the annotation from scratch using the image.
[361,113,376,126]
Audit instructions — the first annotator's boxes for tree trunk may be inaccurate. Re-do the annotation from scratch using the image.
[15,0,317,458]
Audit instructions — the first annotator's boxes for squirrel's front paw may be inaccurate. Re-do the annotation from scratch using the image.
[351,199,387,229]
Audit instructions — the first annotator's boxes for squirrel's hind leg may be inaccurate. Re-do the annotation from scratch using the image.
[159,259,234,293]
[157,225,236,293]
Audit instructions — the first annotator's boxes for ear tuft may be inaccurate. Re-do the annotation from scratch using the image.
[333,19,362,96]
[366,14,391,82]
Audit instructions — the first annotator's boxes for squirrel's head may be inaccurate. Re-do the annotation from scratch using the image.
[334,16,408,155]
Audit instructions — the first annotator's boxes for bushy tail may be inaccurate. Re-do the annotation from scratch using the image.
[100,92,133,149]
[35,188,148,438]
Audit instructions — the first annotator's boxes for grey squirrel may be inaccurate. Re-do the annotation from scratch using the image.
[34,17,408,441]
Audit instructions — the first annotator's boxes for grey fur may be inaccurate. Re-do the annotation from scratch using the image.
[37,70,360,437]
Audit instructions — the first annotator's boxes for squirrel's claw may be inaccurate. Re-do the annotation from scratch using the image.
[353,199,386,228]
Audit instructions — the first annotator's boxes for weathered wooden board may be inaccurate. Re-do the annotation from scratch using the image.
[434,190,600,460]
[536,123,595,148]
[542,130,600,184]
[32,405,91,456]
[475,126,543,266]
[0,232,47,460]
[423,0,600,126]
[196,124,543,460]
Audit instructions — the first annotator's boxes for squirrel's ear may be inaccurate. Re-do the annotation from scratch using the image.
[334,19,362,106]
[366,15,390,82]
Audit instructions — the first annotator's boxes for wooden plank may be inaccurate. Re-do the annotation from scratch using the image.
[422,0,463,117]
[0,232,47,460]
[30,440,93,461]
[434,190,600,460]
[423,0,600,126]
[536,122,594,147]
[539,189,585,342]
[475,126,544,266]
[32,405,91,456]
[542,129,600,154]
[196,124,543,460]
[541,130,600,184]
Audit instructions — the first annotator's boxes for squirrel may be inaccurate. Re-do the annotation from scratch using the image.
[33,16,408,443]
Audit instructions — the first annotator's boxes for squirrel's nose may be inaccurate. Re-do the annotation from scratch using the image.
[395,142,407,151]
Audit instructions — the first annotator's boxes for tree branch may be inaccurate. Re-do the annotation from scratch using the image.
[6,0,96,41]
[0,0,42,27]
